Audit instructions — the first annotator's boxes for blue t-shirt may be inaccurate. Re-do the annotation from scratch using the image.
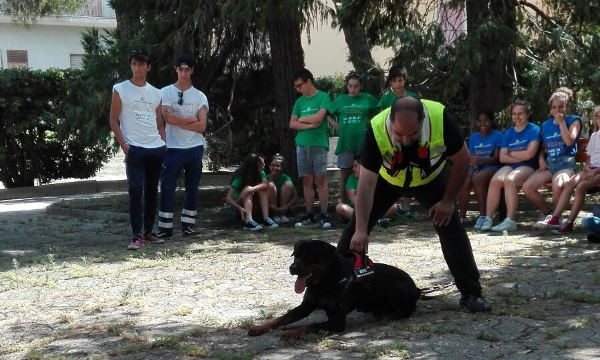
[541,115,581,159]
[468,130,503,168]
[501,122,540,169]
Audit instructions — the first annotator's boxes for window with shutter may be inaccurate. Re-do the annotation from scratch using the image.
[7,50,28,68]
[70,54,84,69]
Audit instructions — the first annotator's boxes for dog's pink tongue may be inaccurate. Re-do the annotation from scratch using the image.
[295,275,307,294]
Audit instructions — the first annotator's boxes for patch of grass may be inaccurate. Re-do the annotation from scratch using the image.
[477,331,500,342]
[550,290,600,304]
[360,340,410,359]
[173,306,193,316]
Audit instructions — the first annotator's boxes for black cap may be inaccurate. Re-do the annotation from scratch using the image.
[175,53,194,68]
[128,49,150,63]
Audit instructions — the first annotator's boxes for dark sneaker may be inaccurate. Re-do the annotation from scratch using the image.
[587,232,600,243]
[320,214,332,229]
[460,294,492,313]
[263,217,279,229]
[244,219,263,231]
[295,214,316,228]
[127,234,143,250]
[156,228,173,238]
[182,225,197,236]
[144,233,165,244]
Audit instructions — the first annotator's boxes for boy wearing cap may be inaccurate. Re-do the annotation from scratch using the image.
[110,49,166,250]
[156,54,209,238]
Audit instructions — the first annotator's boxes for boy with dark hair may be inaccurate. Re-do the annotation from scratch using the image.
[156,53,209,238]
[289,68,332,229]
[109,49,166,250]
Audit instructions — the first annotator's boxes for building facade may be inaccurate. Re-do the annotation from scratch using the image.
[0,0,116,70]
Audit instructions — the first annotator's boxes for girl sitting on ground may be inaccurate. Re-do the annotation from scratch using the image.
[226,153,278,231]
[458,110,503,229]
[528,89,581,229]
[267,154,297,224]
[480,100,540,232]
[535,106,600,233]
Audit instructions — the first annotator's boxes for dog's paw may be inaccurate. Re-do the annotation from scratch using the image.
[281,326,310,340]
[248,325,268,336]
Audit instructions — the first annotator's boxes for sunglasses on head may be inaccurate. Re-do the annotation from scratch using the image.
[177,91,183,106]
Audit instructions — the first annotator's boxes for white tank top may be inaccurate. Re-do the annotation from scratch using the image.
[113,80,165,148]
[160,84,209,149]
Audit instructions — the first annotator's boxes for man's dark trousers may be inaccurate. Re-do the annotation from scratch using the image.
[337,168,482,297]
[125,145,166,235]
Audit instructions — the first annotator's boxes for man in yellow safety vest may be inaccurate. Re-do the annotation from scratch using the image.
[337,96,491,313]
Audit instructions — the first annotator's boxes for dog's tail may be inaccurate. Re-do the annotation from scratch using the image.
[418,282,455,300]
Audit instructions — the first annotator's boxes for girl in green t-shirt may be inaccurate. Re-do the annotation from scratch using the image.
[266,154,297,224]
[226,154,279,231]
[327,71,378,204]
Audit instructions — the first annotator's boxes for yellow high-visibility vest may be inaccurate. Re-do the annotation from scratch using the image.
[371,99,447,187]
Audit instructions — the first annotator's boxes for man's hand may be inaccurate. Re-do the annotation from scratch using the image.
[350,230,369,253]
[121,143,130,156]
[428,199,454,227]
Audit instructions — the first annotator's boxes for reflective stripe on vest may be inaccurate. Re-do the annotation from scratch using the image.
[371,99,447,187]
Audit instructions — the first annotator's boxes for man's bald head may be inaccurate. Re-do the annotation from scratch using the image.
[389,96,424,146]
[390,96,424,124]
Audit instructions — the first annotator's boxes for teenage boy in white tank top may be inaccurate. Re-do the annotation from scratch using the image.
[156,54,208,238]
[109,49,166,250]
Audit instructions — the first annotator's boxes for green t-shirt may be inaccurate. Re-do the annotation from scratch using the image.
[327,93,378,154]
[292,90,331,149]
[231,170,268,200]
[344,173,358,206]
[272,172,294,193]
[377,90,421,110]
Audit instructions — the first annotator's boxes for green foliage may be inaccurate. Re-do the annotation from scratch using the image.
[0,68,112,188]
[1,0,85,23]
[314,73,346,100]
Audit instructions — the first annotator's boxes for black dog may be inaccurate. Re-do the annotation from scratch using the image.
[248,240,421,338]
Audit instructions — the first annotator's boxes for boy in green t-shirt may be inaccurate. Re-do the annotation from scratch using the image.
[377,65,420,220]
[289,68,332,229]
[377,65,421,110]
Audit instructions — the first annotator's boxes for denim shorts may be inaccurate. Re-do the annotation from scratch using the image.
[296,146,328,177]
[468,164,500,174]
[547,155,575,174]
[336,151,360,169]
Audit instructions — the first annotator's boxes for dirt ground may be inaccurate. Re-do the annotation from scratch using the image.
[0,193,599,359]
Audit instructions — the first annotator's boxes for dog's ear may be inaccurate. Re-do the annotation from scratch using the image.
[292,240,307,257]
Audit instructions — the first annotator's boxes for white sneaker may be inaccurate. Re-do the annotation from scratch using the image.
[279,215,289,224]
[492,217,517,232]
[473,216,485,230]
[272,216,282,224]
[479,216,493,231]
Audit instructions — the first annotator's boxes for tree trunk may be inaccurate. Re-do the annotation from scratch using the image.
[466,0,517,128]
[341,22,384,96]
[268,14,305,180]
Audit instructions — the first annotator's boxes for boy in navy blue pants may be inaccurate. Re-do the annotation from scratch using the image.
[157,54,209,238]
[109,49,166,250]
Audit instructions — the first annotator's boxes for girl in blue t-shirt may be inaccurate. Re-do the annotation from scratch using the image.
[527,89,581,229]
[480,100,540,232]
[225,153,279,231]
[458,110,502,229]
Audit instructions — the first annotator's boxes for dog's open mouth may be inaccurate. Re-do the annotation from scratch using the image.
[294,273,312,294]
